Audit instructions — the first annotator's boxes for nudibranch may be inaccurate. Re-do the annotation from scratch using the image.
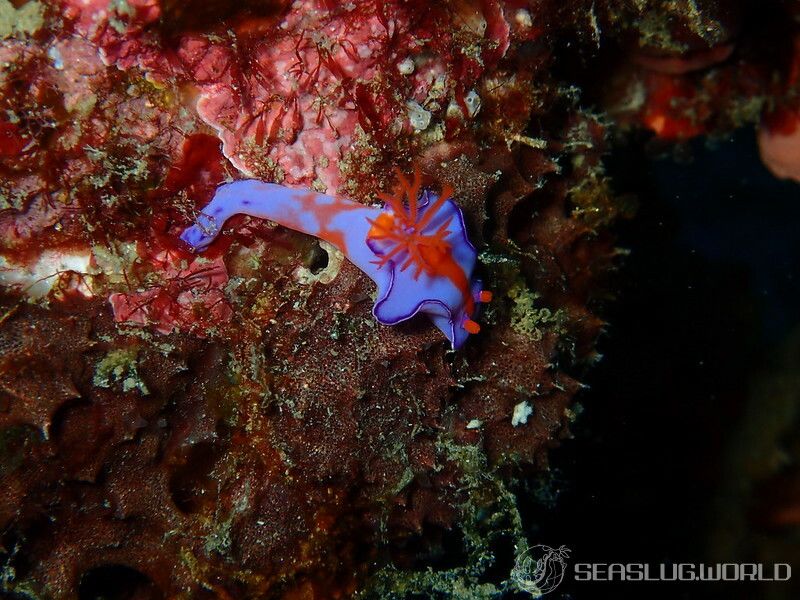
[180,170,491,348]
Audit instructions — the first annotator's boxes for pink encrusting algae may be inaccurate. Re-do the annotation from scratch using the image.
[108,251,232,336]
[60,0,512,193]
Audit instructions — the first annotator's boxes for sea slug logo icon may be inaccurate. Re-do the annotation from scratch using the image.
[510,544,571,597]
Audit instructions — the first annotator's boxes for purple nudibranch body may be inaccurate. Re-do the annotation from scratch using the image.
[180,171,491,348]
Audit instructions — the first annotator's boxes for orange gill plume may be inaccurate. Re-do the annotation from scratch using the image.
[368,167,456,280]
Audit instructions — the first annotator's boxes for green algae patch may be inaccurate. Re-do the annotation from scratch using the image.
[93,347,150,395]
[508,283,568,341]
[0,0,44,39]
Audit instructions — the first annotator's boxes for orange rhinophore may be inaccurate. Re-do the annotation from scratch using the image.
[463,319,481,335]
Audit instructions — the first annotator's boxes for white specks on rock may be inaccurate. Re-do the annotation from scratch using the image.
[397,57,414,75]
[464,90,481,118]
[515,9,533,28]
[406,100,432,131]
[446,100,462,120]
[466,419,483,430]
[47,45,64,70]
[511,401,533,427]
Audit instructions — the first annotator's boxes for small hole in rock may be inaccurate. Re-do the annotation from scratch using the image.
[306,241,330,274]
[78,564,162,600]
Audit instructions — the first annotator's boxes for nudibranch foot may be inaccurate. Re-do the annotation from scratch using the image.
[180,171,490,349]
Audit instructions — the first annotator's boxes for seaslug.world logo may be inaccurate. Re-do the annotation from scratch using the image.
[510,544,570,597]
[573,561,792,582]
[510,543,792,597]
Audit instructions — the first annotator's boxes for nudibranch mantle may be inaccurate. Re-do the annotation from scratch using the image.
[180,172,490,348]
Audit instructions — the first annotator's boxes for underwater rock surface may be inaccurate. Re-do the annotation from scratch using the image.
[1,0,796,598]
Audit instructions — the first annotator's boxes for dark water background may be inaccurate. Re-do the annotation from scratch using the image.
[521,128,800,600]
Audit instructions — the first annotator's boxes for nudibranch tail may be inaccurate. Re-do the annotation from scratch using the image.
[179,181,375,259]
[180,170,490,349]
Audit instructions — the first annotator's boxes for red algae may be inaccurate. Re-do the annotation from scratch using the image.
[0,121,26,157]
[597,0,786,144]
[632,43,735,75]
[758,109,800,183]
[109,251,232,335]
[640,74,708,140]
[755,33,800,182]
